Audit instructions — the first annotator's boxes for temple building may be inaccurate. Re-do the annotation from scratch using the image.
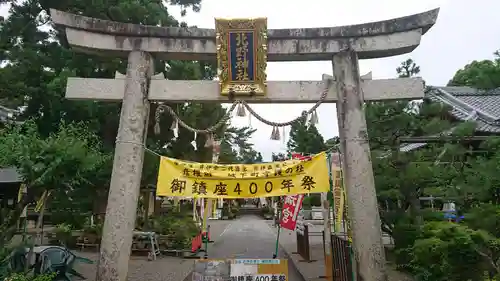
[400,86,500,152]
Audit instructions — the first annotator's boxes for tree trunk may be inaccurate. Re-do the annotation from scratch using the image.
[0,198,30,249]
[409,194,423,226]
[34,203,46,245]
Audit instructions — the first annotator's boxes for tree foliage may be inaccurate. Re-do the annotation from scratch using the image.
[448,50,500,90]
[0,120,108,246]
[287,113,327,155]
[0,0,261,234]
[365,56,500,280]
[0,0,256,160]
[325,136,339,151]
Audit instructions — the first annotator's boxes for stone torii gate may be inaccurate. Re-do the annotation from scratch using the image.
[51,8,439,281]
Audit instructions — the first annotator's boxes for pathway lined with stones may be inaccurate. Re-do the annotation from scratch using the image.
[71,217,304,281]
[205,215,304,281]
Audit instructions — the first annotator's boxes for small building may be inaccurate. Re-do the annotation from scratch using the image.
[397,86,500,211]
[0,168,22,225]
[400,86,500,152]
[0,104,24,127]
[0,167,22,209]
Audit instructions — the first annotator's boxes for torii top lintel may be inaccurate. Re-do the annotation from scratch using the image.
[50,8,439,61]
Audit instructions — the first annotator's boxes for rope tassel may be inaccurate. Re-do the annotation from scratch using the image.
[236,103,246,117]
[171,120,179,140]
[191,132,198,151]
[270,126,280,141]
[309,110,318,125]
[154,106,164,135]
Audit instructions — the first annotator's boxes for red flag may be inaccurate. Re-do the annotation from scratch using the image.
[291,152,312,161]
[279,152,308,230]
[280,194,305,230]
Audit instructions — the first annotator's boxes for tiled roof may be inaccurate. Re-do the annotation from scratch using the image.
[427,86,500,133]
[0,105,15,120]
[399,86,500,152]
[0,104,23,125]
[0,168,21,183]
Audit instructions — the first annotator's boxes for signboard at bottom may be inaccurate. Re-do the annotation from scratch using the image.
[192,259,288,281]
[230,274,286,281]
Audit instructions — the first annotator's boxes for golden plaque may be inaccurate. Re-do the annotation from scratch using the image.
[215,18,268,96]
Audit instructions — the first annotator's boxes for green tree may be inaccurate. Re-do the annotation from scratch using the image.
[0,0,215,147]
[448,50,500,90]
[409,222,486,281]
[325,136,339,151]
[0,120,108,247]
[365,59,468,275]
[0,0,258,188]
[369,57,500,280]
[224,127,262,164]
[239,150,263,164]
[287,113,326,155]
[368,59,447,229]
[397,58,421,78]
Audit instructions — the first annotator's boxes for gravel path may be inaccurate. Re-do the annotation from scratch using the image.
[69,217,306,281]
[71,220,233,281]
[206,215,304,281]
[72,251,196,281]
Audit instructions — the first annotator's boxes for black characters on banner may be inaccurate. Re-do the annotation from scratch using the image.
[157,152,331,198]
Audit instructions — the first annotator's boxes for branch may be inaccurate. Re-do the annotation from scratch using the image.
[0,196,29,249]
[474,247,500,274]
[379,215,394,236]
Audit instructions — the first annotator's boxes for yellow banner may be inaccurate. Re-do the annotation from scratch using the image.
[345,190,352,243]
[156,152,332,198]
[17,184,26,203]
[35,190,52,212]
[332,169,344,232]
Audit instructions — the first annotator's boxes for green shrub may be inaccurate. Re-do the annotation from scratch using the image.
[53,223,73,246]
[231,205,240,215]
[393,222,421,267]
[301,198,312,210]
[261,206,272,215]
[406,221,485,281]
[82,223,102,238]
[4,272,56,281]
[301,194,321,209]
[151,214,199,250]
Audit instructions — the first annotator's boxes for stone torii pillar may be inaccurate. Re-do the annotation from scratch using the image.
[51,8,439,281]
[334,49,386,281]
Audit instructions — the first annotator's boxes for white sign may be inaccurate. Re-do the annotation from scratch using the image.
[204,277,224,281]
[230,275,286,281]
[230,264,258,276]
[295,213,305,235]
[253,275,286,281]
[312,211,323,220]
[232,259,280,265]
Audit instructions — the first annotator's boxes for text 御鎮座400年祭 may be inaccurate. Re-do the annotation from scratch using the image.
[156,152,338,198]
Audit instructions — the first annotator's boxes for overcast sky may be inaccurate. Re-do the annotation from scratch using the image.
[2,0,500,161]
